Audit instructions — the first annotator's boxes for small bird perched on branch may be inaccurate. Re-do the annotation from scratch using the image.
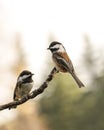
[13,70,34,101]
[47,41,85,88]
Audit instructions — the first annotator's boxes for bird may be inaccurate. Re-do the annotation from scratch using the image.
[13,70,34,101]
[47,41,85,88]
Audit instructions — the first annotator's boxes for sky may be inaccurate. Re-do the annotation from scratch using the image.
[1,0,104,67]
[1,0,104,81]
[0,0,104,124]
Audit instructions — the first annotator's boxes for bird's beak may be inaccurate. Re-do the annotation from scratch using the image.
[31,73,34,76]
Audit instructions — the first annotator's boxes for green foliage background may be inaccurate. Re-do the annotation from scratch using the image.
[39,36,104,130]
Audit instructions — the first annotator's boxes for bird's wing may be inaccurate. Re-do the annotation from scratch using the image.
[53,53,74,73]
[13,84,18,100]
[13,82,21,101]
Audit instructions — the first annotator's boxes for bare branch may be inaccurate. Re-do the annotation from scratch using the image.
[0,67,58,111]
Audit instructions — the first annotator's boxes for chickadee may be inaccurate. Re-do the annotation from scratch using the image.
[47,41,85,88]
[13,70,34,101]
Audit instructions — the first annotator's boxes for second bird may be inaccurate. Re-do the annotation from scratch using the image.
[13,70,34,101]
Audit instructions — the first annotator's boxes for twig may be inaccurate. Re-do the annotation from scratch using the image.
[0,67,58,111]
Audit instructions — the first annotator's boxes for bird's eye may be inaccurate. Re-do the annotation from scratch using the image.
[51,48,59,52]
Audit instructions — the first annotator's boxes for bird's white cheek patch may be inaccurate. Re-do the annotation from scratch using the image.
[51,44,65,53]
[17,75,31,82]
[58,45,65,53]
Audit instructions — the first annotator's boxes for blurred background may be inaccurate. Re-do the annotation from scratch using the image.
[0,0,104,130]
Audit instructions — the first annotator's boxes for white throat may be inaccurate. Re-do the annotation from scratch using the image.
[57,45,65,52]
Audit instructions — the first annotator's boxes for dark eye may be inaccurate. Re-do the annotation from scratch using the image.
[51,48,59,52]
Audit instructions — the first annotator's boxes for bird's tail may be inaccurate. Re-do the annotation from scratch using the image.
[71,72,85,88]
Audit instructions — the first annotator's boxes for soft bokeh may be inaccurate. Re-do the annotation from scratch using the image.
[0,0,104,130]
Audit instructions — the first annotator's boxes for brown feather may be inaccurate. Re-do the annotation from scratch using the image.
[58,52,70,62]
[52,52,74,72]
[52,52,85,87]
